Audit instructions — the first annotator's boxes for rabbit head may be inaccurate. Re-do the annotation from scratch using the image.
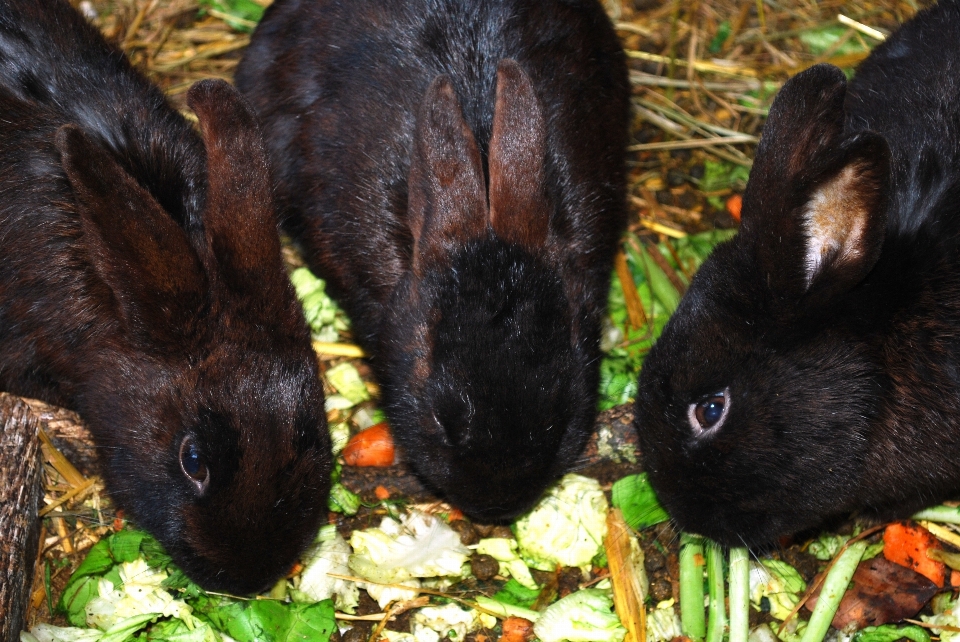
[56,80,331,594]
[379,60,596,522]
[635,64,892,547]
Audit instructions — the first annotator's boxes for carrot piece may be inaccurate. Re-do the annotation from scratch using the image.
[952,569,960,587]
[883,521,946,586]
[498,617,535,642]
[726,194,743,222]
[342,422,396,467]
[445,508,464,522]
[374,485,391,500]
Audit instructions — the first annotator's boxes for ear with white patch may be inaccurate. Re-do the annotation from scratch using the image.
[799,133,889,302]
[738,64,890,306]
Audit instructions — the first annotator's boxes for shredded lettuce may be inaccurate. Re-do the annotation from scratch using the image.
[412,603,495,641]
[84,560,190,630]
[348,511,469,607]
[646,600,682,642]
[292,525,359,613]
[749,560,806,621]
[922,594,960,642]
[290,267,347,343]
[533,588,627,642]
[324,363,370,407]
[22,624,104,642]
[515,474,609,572]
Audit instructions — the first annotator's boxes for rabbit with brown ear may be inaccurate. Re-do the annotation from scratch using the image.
[635,0,960,547]
[0,0,330,594]
[236,0,630,520]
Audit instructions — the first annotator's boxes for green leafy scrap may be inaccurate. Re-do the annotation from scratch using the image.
[52,528,338,642]
[854,625,931,642]
[611,473,670,530]
[708,21,731,54]
[700,160,750,209]
[198,0,265,32]
[799,25,870,57]
[202,599,336,642]
[492,578,541,610]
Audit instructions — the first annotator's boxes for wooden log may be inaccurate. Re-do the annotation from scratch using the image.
[0,395,43,642]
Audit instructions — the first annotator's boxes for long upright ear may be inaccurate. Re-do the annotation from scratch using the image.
[739,64,890,307]
[187,80,290,310]
[409,76,488,277]
[56,125,208,350]
[488,59,549,251]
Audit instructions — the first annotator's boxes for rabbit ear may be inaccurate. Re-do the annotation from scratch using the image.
[56,125,207,349]
[488,59,549,250]
[740,64,889,306]
[187,80,289,310]
[409,75,488,276]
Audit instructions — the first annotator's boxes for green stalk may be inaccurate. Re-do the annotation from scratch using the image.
[728,547,750,642]
[705,540,726,642]
[800,540,868,642]
[913,505,960,524]
[679,533,706,642]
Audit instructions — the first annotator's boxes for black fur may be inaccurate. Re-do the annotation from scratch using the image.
[0,0,330,594]
[635,0,960,547]
[236,0,630,520]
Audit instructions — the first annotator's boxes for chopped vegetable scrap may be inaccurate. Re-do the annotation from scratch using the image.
[646,599,683,642]
[749,559,807,621]
[292,525,359,613]
[497,616,536,642]
[348,510,470,607]
[289,266,349,344]
[515,474,609,573]
[922,593,960,642]
[324,361,371,410]
[533,588,627,642]
[342,421,396,467]
[883,521,946,586]
[611,473,669,531]
[27,528,338,642]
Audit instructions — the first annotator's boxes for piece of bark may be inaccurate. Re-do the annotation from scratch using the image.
[0,395,43,642]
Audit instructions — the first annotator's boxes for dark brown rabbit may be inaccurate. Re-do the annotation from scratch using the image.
[0,0,330,594]
[635,0,960,547]
[236,0,630,520]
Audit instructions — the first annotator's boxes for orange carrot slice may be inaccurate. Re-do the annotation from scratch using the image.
[883,521,946,586]
[498,617,535,642]
[374,485,391,500]
[726,194,743,222]
[343,422,396,467]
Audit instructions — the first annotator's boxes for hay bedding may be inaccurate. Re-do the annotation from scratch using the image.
[4,0,937,639]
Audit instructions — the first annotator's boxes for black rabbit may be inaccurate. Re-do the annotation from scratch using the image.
[635,0,960,547]
[0,0,330,594]
[236,0,630,520]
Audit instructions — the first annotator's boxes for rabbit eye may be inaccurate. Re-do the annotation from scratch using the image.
[688,388,730,435]
[179,436,210,492]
